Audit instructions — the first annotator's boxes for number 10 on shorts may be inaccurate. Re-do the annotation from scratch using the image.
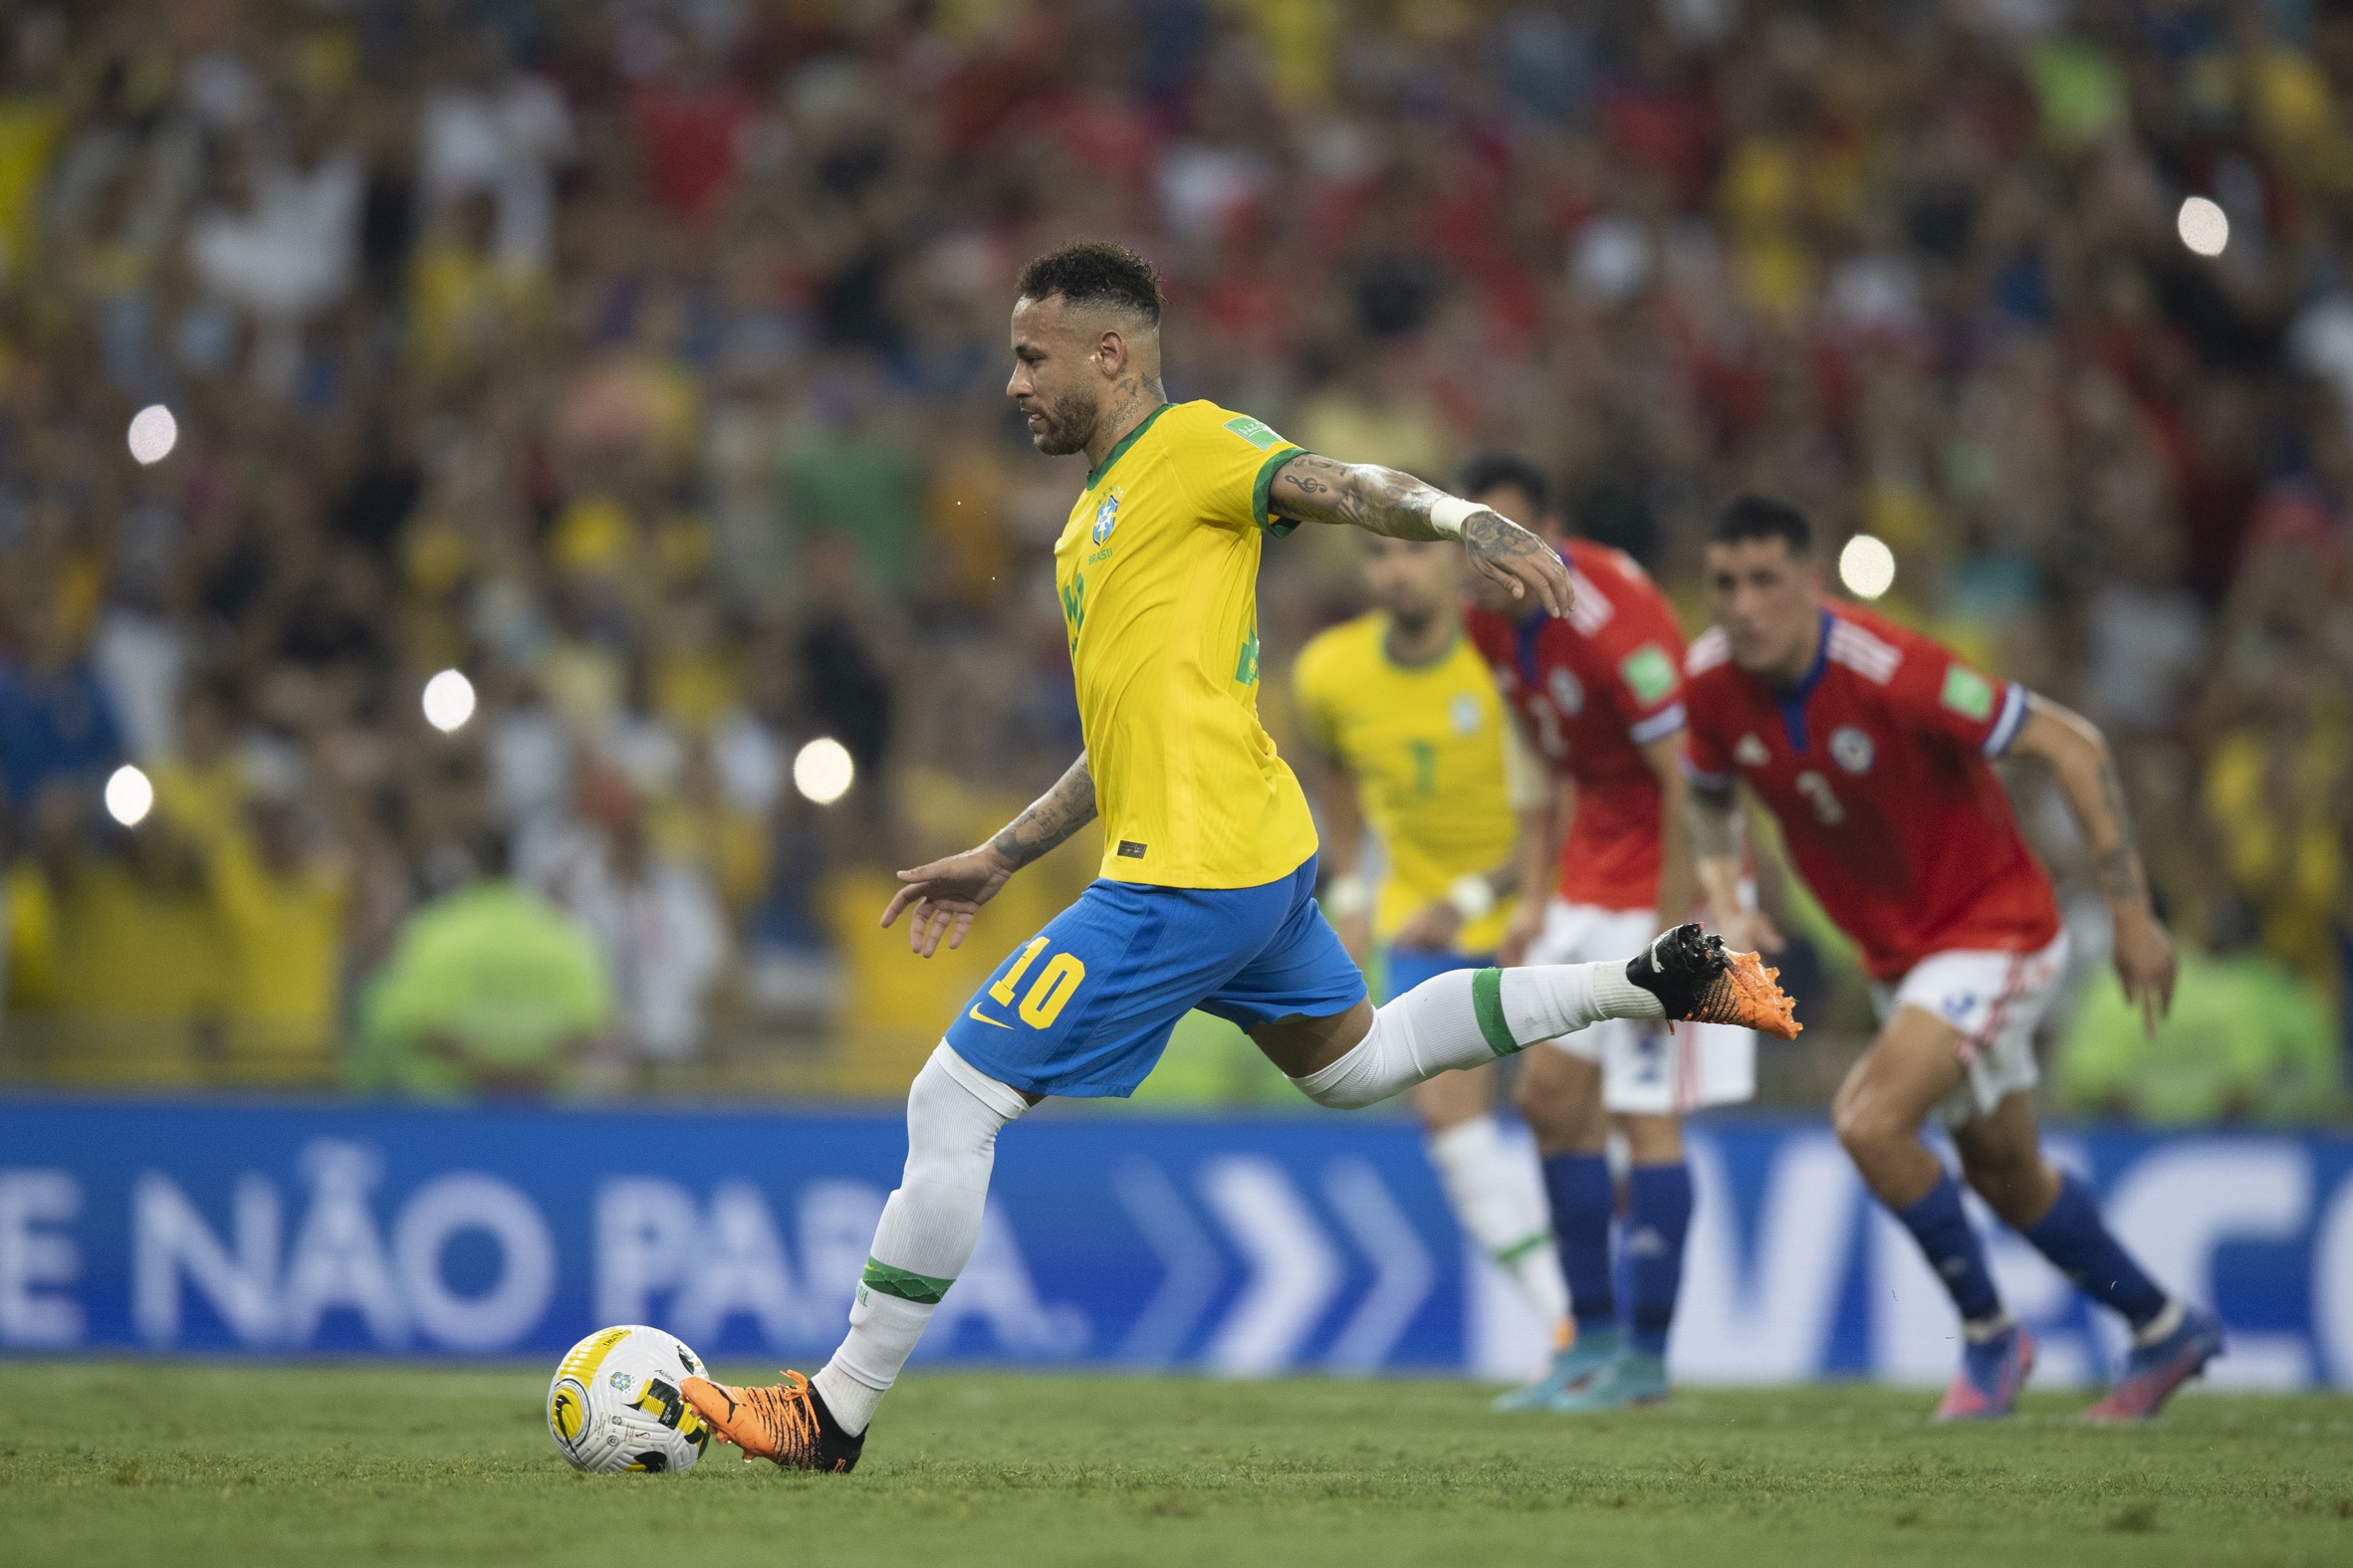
[991,937,1087,1028]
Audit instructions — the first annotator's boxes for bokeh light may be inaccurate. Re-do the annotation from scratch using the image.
[105,765,154,827]
[794,738,855,804]
[421,669,477,733]
[1838,534,1897,600]
[126,404,178,465]
[2178,195,2230,258]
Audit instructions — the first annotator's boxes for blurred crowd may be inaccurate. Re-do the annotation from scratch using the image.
[0,0,2345,1115]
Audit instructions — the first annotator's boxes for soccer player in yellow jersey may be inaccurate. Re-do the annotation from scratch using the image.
[682,242,1796,1471]
[1293,537,1570,1340]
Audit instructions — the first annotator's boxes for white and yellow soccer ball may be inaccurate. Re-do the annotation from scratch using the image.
[546,1325,714,1473]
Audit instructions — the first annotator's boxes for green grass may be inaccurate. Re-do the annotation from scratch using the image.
[5,1363,2351,1567]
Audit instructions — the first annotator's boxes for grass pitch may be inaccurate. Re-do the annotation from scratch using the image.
[5,1362,2350,1567]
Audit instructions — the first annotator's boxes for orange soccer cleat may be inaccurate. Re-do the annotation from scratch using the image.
[680,1370,864,1473]
[1626,923,1803,1040]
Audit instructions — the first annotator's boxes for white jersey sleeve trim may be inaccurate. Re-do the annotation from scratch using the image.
[1628,703,1687,747]
[1984,681,2028,758]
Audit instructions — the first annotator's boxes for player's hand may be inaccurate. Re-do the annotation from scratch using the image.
[1497,901,1546,967]
[1710,904,1784,956]
[1391,900,1463,952]
[881,843,1018,957]
[2112,902,2177,1038]
[1333,908,1373,964]
[1462,512,1572,618]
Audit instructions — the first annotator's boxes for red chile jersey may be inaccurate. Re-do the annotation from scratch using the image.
[1680,601,2060,981]
[1468,540,1688,912]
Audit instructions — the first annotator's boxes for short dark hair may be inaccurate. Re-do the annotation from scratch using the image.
[1016,241,1163,326]
[1456,452,1551,515]
[1711,495,1811,554]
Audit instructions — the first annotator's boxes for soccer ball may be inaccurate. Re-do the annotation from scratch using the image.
[546,1324,714,1473]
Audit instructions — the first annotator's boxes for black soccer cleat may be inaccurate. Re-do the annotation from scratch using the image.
[1625,923,1802,1039]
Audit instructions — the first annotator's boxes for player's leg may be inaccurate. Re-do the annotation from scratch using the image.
[685,878,1236,1468]
[814,1044,1030,1431]
[1415,1063,1569,1333]
[1251,924,1792,1107]
[682,1042,1027,1470]
[1493,1040,1619,1409]
[1831,1003,2029,1420]
[1511,898,1622,1386]
[1618,1112,1689,1379]
[1951,1094,2224,1421]
[1546,1004,1698,1412]
[1392,944,1567,1334]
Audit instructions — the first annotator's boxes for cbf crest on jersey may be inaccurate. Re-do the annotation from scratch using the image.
[1450,693,1482,736]
[1091,488,1122,545]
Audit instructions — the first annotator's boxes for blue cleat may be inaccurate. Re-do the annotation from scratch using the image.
[2081,1304,2226,1423]
[1494,1324,1620,1412]
[1546,1348,1669,1413]
[1935,1322,2034,1422]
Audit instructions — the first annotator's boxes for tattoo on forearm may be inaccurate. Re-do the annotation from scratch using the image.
[1270,457,1561,589]
[1272,455,1443,538]
[2091,757,2150,903]
[990,755,1097,867]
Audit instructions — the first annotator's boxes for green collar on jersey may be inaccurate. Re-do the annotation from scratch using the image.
[1085,401,1173,490]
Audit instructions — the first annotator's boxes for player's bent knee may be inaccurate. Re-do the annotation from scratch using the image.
[902,1044,1029,1189]
[1830,1090,1905,1159]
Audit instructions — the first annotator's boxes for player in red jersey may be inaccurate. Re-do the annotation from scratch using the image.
[1459,456,1762,1413]
[1683,497,2222,1422]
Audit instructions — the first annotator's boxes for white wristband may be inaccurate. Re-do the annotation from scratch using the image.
[1429,495,1482,540]
[1322,873,1370,920]
[1448,872,1498,923]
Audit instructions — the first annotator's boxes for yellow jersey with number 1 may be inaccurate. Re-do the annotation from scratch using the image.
[1292,612,1518,952]
[1055,400,1321,889]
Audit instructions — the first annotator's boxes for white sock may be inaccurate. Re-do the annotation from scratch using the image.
[1292,963,1659,1109]
[1425,1114,1568,1327]
[812,1044,1027,1435]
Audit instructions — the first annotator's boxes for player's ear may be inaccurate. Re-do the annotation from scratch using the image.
[1094,328,1127,379]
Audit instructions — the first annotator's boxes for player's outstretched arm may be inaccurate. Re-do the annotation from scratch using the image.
[2006,695,2178,1035]
[1267,455,1572,616]
[881,752,1096,957]
[1686,773,1783,954]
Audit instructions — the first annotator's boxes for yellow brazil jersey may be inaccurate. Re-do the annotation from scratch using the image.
[1056,400,1320,889]
[1292,613,1518,953]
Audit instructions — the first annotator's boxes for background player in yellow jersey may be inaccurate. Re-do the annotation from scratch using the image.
[682,242,1795,1472]
[1293,536,1570,1343]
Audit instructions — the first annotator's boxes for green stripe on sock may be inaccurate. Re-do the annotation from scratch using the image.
[860,1256,953,1305]
[1471,967,1520,1057]
[1494,1232,1550,1266]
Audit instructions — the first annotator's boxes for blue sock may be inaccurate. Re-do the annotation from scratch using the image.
[2020,1172,2167,1331]
[1893,1171,2003,1326]
[1542,1153,1615,1333]
[1624,1163,1693,1358]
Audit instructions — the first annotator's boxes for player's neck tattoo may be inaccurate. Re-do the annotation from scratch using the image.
[1089,377,1168,468]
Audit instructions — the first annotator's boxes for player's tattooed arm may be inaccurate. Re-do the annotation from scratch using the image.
[1268,455,1572,616]
[989,752,1098,869]
[882,753,1096,956]
[2009,695,2177,1032]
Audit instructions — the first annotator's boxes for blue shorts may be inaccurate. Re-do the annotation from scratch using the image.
[944,854,1367,1098]
[1376,945,1495,1006]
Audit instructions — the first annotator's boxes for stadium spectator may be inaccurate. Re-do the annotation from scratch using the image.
[352,833,610,1100]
